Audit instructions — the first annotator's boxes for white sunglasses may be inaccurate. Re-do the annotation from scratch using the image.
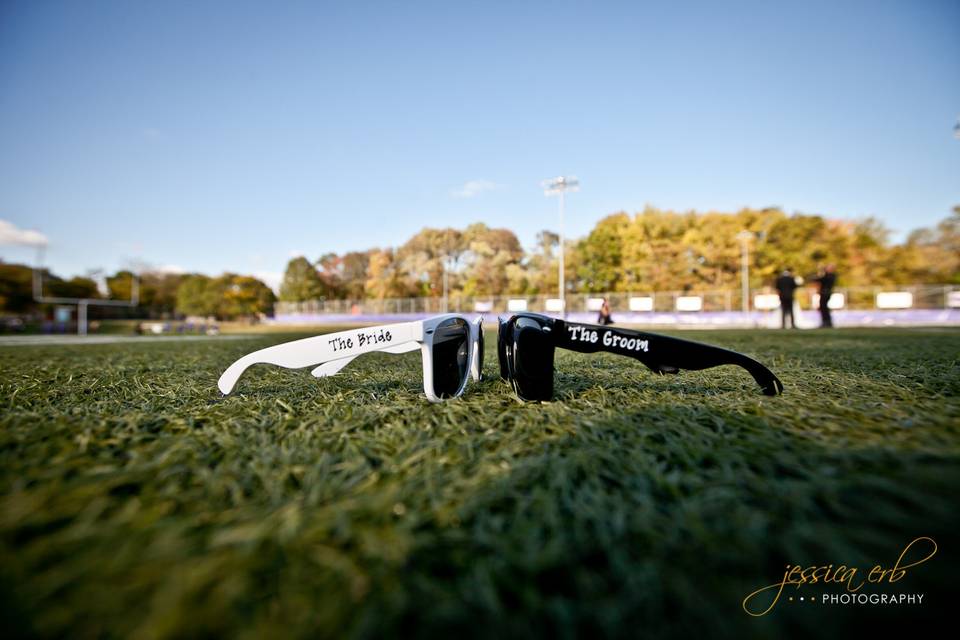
[218,314,484,402]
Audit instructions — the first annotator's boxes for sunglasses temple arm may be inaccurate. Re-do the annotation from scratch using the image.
[650,344,784,396]
[217,322,422,394]
[310,341,420,377]
[554,323,783,396]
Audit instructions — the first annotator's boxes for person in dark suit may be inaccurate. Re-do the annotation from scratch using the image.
[774,268,799,329]
[813,264,837,328]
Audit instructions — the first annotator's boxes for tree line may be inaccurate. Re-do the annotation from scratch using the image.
[2,206,956,319]
[0,265,275,320]
[280,207,959,302]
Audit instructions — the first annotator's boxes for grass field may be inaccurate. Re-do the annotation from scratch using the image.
[1,327,958,638]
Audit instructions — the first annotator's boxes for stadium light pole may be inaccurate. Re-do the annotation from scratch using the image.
[542,176,579,315]
[736,230,753,314]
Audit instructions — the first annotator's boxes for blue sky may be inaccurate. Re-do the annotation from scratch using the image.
[1,0,958,289]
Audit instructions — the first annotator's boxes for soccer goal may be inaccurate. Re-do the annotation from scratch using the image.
[33,247,139,336]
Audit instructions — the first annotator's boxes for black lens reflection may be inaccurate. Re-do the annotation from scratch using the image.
[512,317,554,401]
[432,318,469,398]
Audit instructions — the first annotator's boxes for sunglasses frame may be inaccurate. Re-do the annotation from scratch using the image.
[498,312,783,400]
[218,313,484,402]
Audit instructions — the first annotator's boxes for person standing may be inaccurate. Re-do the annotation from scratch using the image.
[814,264,837,328]
[597,298,614,325]
[774,268,799,329]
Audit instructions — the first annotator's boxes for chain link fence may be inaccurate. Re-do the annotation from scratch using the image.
[277,284,959,316]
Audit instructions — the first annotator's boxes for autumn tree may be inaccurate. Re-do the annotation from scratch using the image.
[313,251,372,300]
[575,212,630,292]
[0,263,39,312]
[218,274,276,319]
[459,224,523,297]
[524,230,560,295]
[280,256,327,302]
[340,251,373,299]
[175,273,274,319]
[106,270,139,301]
[50,276,100,300]
[898,207,960,284]
[365,249,413,299]
[145,272,188,315]
[175,274,220,317]
[397,227,465,297]
[104,269,185,316]
[625,209,690,290]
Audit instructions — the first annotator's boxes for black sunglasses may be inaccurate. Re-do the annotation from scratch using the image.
[497,312,784,401]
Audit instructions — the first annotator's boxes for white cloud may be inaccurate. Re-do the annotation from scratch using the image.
[115,258,186,276]
[254,271,283,293]
[451,179,502,199]
[154,264,186,275]
[288,249,306,258]
[0,219,48,247]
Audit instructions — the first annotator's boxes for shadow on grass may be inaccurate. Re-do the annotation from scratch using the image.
[359,408,959,639]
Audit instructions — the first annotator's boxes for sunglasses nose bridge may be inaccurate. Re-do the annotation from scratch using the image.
[496,317,514,381]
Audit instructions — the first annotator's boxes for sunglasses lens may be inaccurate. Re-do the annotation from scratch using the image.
[512,317,554,401]
[432,317,470,398]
